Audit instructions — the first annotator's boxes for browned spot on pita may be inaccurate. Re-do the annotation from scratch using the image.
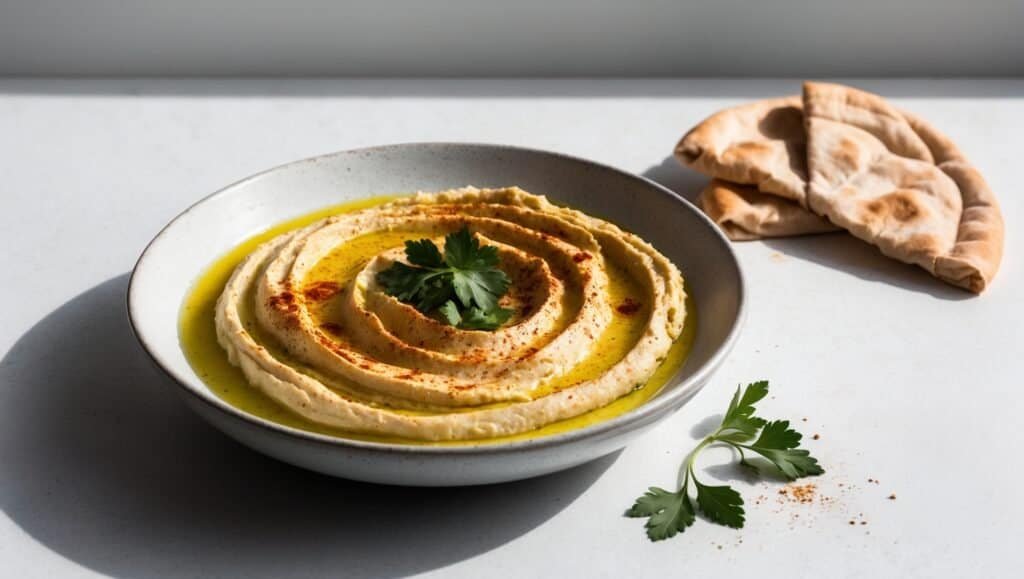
[865,191,922,223]
[725,141,772,161]
[833,138,862,170]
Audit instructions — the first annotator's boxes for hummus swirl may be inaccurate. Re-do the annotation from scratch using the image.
[215,187,687,441]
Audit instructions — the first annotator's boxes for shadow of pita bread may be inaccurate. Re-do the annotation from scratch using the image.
[762,235,972,301]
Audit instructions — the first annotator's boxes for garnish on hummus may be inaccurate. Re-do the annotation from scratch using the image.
[182,187,691,442]
[376,227,513,330]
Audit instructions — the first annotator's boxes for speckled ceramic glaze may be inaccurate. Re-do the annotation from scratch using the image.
[128,143,745,486]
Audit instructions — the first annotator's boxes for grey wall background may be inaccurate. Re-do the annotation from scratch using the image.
[1,0,1022,77]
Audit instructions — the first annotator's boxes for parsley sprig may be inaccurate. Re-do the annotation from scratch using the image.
[375,227,512,331]
[626,380,823,541]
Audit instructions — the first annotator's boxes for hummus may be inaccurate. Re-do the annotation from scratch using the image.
[206,187,688,441]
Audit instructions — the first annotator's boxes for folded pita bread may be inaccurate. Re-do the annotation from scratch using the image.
[676,96,809,204]
[699,179,838,240]
[803,82,1003,293]
[676,95,841,239]
[676,82,1004,293]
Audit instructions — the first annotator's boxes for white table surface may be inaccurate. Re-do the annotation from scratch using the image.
[1,78,1021,579]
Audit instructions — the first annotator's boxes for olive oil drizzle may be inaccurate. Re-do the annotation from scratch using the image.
[178,196,696,446]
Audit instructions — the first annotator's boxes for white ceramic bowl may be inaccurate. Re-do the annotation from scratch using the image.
[128,143,745,486]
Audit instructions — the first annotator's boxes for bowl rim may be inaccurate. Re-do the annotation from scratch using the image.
[127,142,746,455]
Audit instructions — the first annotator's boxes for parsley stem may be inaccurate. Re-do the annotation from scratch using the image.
[677,434,716,489]
[627,381,823,542]
[416,269,454,281]
[715,440,750,465]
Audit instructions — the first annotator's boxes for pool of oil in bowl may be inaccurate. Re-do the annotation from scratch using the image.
[178,195,696,446]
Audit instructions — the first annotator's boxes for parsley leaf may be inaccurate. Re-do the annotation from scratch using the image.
[438,300,462,326]
[627,380,823,542]
[626,487,695,541]
[694,480,745,528]
[459,306,514,331]
[747,448,823,480]
[452,269,510,312]
[374,227,512,331]
[443,227,500,270]
[375,262,435,303]
[416,274,456,312]
[719,380,768,438]
[749,420,803,450]
[737,420,823,479]
[405,238,445,268]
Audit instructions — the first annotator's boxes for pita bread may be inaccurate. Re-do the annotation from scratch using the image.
[676,96,808,204]
[700,179,838,240]
[677,97,835,239]
[803,82,1003,293]
[674,82,1004,293]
